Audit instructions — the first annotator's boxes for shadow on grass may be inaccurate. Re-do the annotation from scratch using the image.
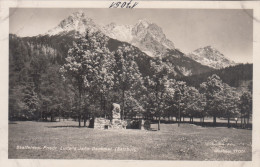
[8,122,17,124]
[47,125,88,128]
[150,120,252,130]
[192,122,252,130]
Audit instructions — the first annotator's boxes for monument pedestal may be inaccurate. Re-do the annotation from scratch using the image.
[90,103,126,130]
[111,119,127,129]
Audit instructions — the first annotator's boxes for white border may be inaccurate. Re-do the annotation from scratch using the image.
[0,1,259,167]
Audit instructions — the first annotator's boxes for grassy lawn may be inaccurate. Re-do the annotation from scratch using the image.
[8,120,251,160]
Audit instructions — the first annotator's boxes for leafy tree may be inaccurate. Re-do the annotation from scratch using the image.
[61,30,114,126]
[114,45,144,119]
[162,79,176,121]
[29,51,49,92]
[219,84,240,127]
[145,56,172,130]
[40,65,70,121]
[173,81,189,125]
[22,84,40,120]
[239,91,252,128]
[200,74,224,125]
[185,86,205,123]
[9,85,28,120]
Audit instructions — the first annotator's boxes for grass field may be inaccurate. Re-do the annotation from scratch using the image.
[8,120,252,160]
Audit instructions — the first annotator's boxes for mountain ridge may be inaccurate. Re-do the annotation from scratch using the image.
[43,11,235,70]
[11,10,239,79]
[44,11,175,57]
[186,45,236,69]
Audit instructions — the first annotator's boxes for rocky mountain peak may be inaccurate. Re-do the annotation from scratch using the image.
[45,11,98,36]
[71,10,85,18]
[136,19,151,28]
[187,46,236,69]
[44,11,175,57]
[102,19,175,57]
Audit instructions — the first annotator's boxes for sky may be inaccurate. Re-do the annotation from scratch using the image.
[9,8,253,63]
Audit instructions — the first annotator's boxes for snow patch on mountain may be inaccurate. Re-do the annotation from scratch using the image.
[103,19,175,56]
[102,22,134,43]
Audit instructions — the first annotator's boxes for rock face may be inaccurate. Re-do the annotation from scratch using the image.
[45,11,100,37]
[186,46,236,69]
[103,19,175,57]
[45,11,175,57]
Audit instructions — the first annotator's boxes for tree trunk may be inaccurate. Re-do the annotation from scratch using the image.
[247,114,250,128]
[83,115,87,127]
[213,116,216,126]
[244,117,246,128]
[227,117,230,128]
[51,112,54,122]
[158,116,161,131]
[122,88,125,120]
[78,115,81,127]
[40,110,42,121]
[78,83,83,127]
[240,112,243,128]
[104,99,107,118]
[100,93,103,116]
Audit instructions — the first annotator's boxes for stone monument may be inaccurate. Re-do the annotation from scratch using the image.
[111,103,127,129]
[90,103,126,129]
[112,103,121,119]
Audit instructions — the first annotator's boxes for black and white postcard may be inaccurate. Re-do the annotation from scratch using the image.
[1,0,260,167]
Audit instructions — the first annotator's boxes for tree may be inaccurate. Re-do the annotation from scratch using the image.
[40,65,70,121]
[185,86,205,123]
[162,79,176,121]
[29,51,49,93]
[145,57,172,130]
[88,38,115,120]
[114,45,144,119]
[9,85,28,120]
[239,91,252,128]
[61,30,114,126]
[173,81,189,126]
[219,84,240,127]
[200,74,224,125]
[124,91,145,119]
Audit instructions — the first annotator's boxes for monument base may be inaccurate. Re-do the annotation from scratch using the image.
[90,117,127,130]
[110,119,127,129]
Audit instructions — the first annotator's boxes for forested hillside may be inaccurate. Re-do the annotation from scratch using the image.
[179,64,253,89]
